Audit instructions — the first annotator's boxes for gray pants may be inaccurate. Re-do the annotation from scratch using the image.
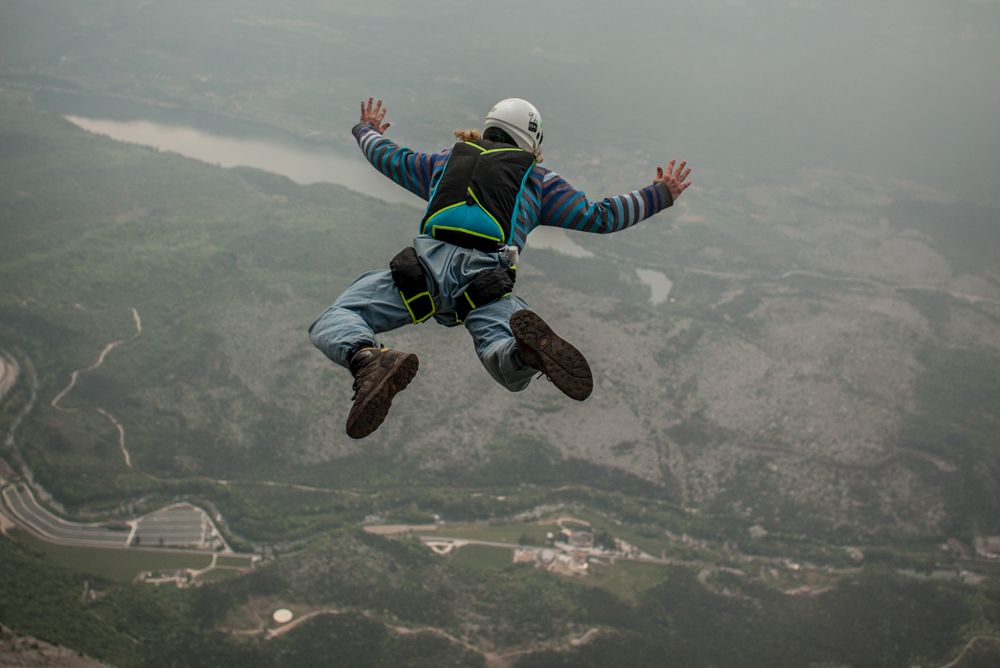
[309,235,537,391]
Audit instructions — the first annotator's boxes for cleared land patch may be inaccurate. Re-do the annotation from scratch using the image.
[9,529,212,581]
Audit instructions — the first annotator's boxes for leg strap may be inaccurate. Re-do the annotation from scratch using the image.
[455,266,516,324]
[389,247,436,324]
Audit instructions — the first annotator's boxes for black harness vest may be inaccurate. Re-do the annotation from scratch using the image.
[420,140,535,252]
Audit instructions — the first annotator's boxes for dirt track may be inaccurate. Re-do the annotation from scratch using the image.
[51,308,141,412]
[47,309,142,470]
[257,606,600,668]
[0,352,19,403]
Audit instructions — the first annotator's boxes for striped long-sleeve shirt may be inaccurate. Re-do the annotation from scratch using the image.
[353,123,673,251]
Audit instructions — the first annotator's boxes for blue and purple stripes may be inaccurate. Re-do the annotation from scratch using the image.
[353,123,672,251]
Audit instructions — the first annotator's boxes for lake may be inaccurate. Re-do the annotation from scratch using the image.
[64,113,616,259]
[635,268,674,305]
[65,115,420,206]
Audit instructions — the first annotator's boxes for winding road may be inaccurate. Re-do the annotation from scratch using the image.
[95,408,130,468]
[0,351,18,403]
[939,635,1000,668]
[253,605,601,668]
[50,308,142,469]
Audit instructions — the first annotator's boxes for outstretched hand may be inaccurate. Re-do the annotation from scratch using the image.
[654,160,692,202]
[360,97,391,134]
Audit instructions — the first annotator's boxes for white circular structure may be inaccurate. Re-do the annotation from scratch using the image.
[272,608,294,624]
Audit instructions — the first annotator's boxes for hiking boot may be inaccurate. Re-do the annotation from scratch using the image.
[510,310,593,401]
[346,347,419,439]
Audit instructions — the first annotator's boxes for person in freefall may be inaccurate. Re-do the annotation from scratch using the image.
[309,97,692,438]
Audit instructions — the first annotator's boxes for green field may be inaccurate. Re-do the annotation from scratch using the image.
[449,544,513,571]
[216,554,255,568]
[431,522,560,545]
[195,567,245,583]
[11,530,212,581]
[587,559,671,601]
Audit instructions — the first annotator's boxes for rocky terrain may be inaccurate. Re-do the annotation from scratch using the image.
[0,625,108,668]
[116,163,1000,542]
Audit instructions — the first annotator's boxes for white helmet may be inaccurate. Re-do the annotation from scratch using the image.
[484,98,543,154]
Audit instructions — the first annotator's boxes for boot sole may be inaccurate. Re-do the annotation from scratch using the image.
[346,353,419,439]
[511,310,593,401]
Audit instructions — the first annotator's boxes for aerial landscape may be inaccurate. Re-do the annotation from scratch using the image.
[1,1,999,666]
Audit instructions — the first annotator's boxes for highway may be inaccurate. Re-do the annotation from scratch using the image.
[3,483,129,546]
[1,483,227,552]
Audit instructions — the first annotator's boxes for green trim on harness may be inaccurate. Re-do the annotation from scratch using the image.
[465,186,503,232]
[453,266,516,325]
[481,147,527,155]
[400,289,435,324]
[389,245,517,327]
[390,246,436,324]
[421,195,506,247]
[429,224,503,243]
[422,200,465,225]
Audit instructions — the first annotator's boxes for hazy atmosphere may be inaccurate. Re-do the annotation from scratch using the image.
[2,1,999,666]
